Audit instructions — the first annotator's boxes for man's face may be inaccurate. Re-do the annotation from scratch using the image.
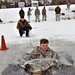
[40,43,48,51]
[21,18,24,21]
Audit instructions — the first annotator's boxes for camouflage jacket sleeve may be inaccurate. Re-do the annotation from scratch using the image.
[49,48,59,63]
[28,48,38,60]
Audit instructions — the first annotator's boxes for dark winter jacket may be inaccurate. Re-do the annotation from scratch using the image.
[19,9,25,18]
[55,6,61,14]
[16,19,32,30]
[42,7,46,15]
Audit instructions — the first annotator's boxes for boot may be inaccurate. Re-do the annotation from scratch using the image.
[26,30,29,37]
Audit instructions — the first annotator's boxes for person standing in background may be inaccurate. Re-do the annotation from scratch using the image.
[42,6,47,21]
[66,2,70,11]
[19,7,25,18]
[55,5,61,21]
[35,6,40,22]
[27,7,33,23]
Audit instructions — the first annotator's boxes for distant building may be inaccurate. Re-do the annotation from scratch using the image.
[18,1,25,7]
[68,0,75,4]
[0,0,75,8]
[31,1,38,7]
[51,0,75,5]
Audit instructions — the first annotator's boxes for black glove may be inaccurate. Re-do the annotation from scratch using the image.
[24,64,31,72]
[29,26,32,30]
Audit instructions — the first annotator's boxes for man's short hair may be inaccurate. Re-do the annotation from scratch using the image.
[40,38,49,44]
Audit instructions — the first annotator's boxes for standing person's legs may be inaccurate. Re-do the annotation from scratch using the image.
[35,15,37,22]
[42,15,44,21]
[28,16,30,22]
[56,14,60,21]
[58,14,60,21]
[56,14,58,21]
[68,6,70,11]
[45,15,47,21]
[42,15,46,21]
[37,15,40,22]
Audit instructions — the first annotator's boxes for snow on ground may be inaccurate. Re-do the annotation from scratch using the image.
[0,4,75,75]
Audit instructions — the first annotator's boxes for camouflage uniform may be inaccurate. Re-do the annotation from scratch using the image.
[27,46,59,62]
[66,3,70,11]
[27,8,33,22]
[19,46,60,72]
[55,5,61,21]
[42,6,47,21]
[35,6,40,22]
